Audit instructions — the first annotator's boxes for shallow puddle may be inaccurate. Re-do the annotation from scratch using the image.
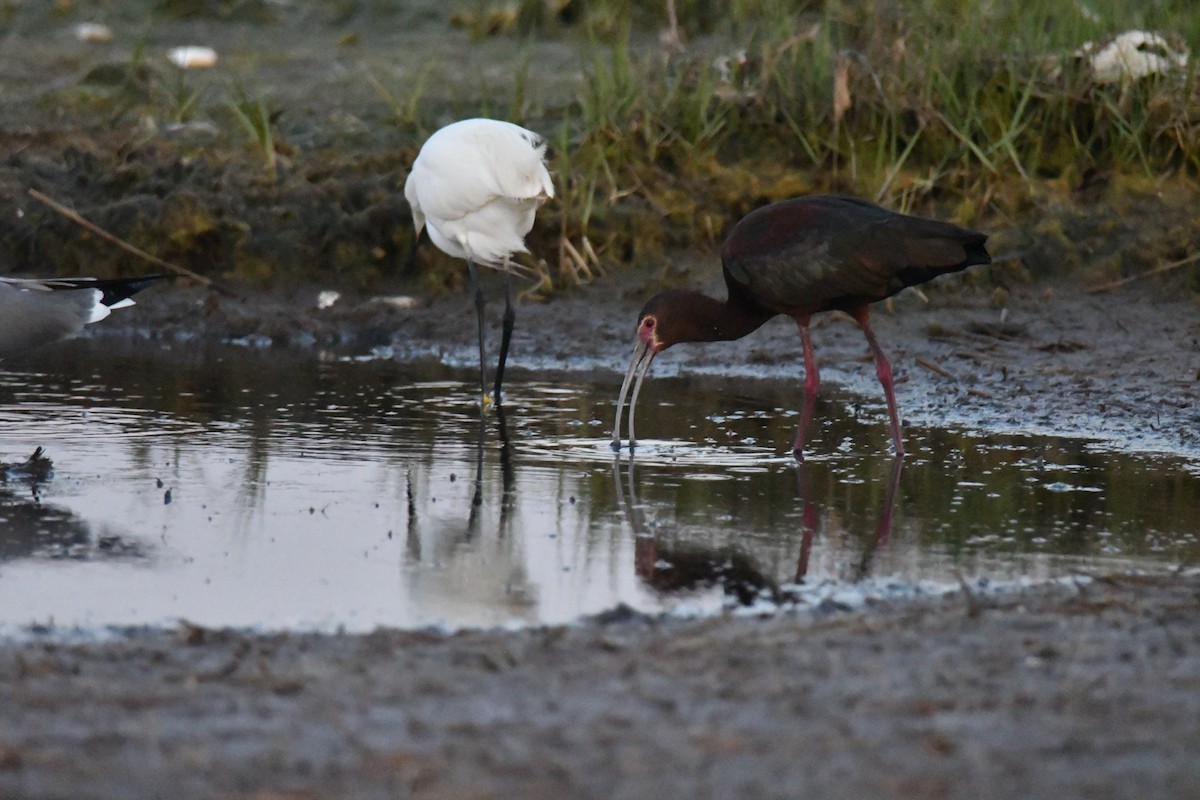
[1,339,1198,634]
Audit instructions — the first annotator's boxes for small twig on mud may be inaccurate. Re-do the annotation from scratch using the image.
[1087,250,1200,294]
[954,570,981,618]
[915,357,955,380]
[27,188,237,297]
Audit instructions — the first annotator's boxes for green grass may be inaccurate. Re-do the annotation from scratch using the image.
[14,0,1196,289]
[417,0,1198,284]
[226,86,279,176]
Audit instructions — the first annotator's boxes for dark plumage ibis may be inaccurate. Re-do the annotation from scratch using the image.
[0,275,168,361]
[612,195,991,457]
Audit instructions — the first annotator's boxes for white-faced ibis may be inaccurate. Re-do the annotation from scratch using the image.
[404,118,555,407]
[0,275,167,361]
[612,195,991,457]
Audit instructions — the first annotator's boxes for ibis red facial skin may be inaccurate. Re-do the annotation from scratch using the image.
[612,195,991,457]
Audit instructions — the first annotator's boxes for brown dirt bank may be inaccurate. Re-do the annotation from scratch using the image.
[2,572,1198,799]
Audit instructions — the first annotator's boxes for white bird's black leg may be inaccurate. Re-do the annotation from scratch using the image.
[466,259,489,409]
[493,269,515,404]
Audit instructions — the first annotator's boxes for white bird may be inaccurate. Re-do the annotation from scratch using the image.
[404,117,555,407]
[0,275,166,361]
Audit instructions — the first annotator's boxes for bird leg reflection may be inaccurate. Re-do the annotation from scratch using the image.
[404,470,421,562]
[493,267,515,404]
[791,455,905,584]
[855,455,905,580]
[793,316,819,457]
[465,406,516,541]
[791,457,819,584]
[465,412,486,538]
[853,308,905,457]
[495,403,516,524]
[466,258,490,411]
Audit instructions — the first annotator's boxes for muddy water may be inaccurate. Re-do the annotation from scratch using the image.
[1,338,1197,635]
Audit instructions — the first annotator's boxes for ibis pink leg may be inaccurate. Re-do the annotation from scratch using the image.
[792,316,819,456]
[493,268,515,403]
[466,259,489,409]
[853,308,905,457]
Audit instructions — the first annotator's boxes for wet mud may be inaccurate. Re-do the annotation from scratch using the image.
[3,574,1199,799]
[2,3,1199,798]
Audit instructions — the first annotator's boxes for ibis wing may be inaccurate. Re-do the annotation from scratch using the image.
[721,196,988,315]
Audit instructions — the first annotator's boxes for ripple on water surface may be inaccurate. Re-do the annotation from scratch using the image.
[0,340,1197,635]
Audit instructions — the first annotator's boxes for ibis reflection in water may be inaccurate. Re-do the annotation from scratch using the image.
[613,451,906,605]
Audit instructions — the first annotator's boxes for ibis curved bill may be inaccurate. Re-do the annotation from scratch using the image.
[611,195,991,457]
[611,330,656,451]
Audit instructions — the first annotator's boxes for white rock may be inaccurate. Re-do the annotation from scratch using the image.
[74,23,113,43]
[167,46,218,70]
[1077,30,1188,84]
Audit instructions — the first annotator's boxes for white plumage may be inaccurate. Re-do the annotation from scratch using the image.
[406,118,554,266]
[404,118,555,405]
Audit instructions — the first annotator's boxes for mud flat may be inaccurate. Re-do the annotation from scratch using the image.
[0,572,1197,799]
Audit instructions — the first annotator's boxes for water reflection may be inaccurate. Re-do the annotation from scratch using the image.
[613,452,908,605]
[792,455,905,584]
[0,449,146,564]
[615,453,779,605]
[0,339,1197,633]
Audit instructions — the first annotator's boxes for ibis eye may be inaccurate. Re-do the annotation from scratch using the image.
[643,318,655,330]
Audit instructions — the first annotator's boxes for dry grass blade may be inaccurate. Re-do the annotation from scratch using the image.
[832,53,853,126]
[1087,251,1200,294]
[559,236,600,285]
[915,357,956,379]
